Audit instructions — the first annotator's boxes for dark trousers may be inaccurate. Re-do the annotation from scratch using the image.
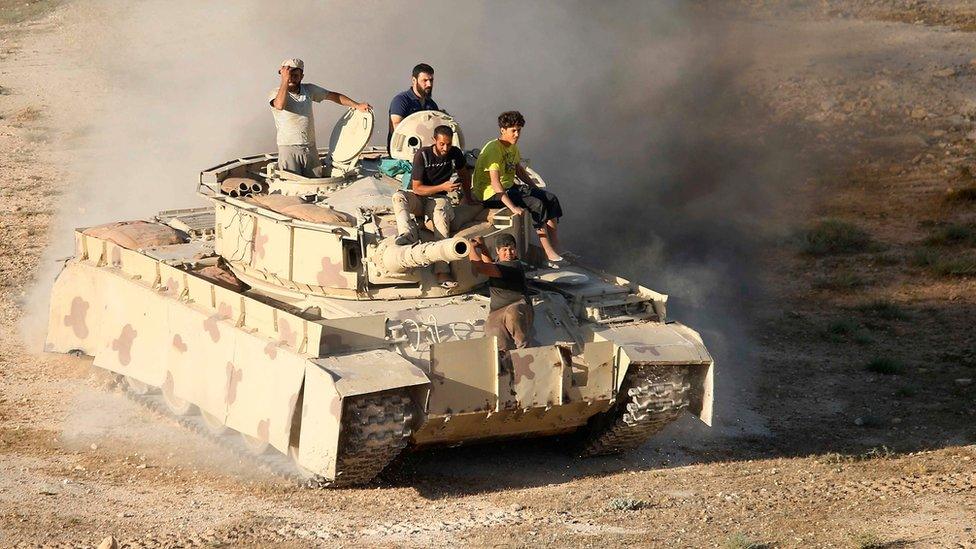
[485,301,534,351]
[483,185,563,229]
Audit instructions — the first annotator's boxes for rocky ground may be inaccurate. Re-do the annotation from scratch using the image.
[1,1,975,548]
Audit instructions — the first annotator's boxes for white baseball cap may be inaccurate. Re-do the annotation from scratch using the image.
[280,58,304,70]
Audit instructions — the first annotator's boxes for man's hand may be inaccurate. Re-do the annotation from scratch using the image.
[355,102,372,112]
[510,206,525,216]
[280,66,292,84]
[440,181,461,194]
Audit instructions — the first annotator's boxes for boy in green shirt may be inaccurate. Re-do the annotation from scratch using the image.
[472,111,564,263]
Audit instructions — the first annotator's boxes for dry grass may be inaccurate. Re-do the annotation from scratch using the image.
[607,497,649,511]
[910,248,976,276]
[799,219,875,256]
[725,533,767,549]
[820,446,895,464]
[812,272,871,290]
[12,106,41,123]
[853,300,909,320]
[865,357,904,376]
[924,223,976,247]
[821,318,872,344]
[851,530,885,549]
[0,0,63,26]
[945,186,976,203]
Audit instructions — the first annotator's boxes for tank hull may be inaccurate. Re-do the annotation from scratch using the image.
[47,218,713,486]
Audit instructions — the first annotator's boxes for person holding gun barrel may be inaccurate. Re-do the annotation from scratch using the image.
[469,233,534,351]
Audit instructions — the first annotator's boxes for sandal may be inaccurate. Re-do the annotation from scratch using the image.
[437,274,458,289]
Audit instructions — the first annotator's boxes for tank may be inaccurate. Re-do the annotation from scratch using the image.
[45,108,714,486]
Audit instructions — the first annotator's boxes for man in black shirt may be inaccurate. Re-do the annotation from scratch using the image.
[469,233,534,351]
[392,125,471,287]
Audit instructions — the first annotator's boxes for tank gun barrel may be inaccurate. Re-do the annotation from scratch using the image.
[379,237,470,274]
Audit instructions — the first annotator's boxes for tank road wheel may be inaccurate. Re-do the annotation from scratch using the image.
[577,365,691,457]
[200,411,229,436]
[328,391,415,488]
[123,376,155,396]
[241,433,270,455]
[87,364,123,389]
[162,388,197,417]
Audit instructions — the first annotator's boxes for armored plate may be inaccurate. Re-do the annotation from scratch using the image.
[389,110,464,161]
[532,267,590,286]
[329,108,374,163]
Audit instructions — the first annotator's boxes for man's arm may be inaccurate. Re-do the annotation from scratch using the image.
[272,67,291,110]
[411,178,458,196]
[458,166,475,204]
[390,114,404,134]
[323,91,371,112]
[515,163,538,187]
[468,238,502,277]
[489,169,524,215]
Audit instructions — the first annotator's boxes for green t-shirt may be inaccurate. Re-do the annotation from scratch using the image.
[472,139,521,201]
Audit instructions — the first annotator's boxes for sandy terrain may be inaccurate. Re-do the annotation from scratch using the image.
[1,1,975,548]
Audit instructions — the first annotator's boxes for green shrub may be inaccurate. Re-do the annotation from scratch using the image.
[946,186,976,203]
[800,220,874,256]
[725,533,765,549]
[608,497,648,511]
[924,223,976,246]
[854,300,909,320]
[910,249,976,276]
[812,272,870,290]
[895,386,916,398]
[851,530,886,549]
[865,357,904,375]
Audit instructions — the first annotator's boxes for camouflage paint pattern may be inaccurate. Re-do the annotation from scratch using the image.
[509,346,564,408]
[63,296,90,339]
[296,361,344,478]
[428,337,497,415]
[314,349,427,399]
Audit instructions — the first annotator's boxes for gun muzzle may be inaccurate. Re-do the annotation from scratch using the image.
[380,237,470,274]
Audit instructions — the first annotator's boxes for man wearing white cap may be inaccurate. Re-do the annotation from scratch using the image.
[269,58,371,177]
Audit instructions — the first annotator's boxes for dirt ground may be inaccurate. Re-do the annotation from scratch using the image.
[1,1,975,548]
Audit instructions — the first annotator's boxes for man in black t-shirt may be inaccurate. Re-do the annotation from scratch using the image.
[469,233,534,351]
[392,125,471,287]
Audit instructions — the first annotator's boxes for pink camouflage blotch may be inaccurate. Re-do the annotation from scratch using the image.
[63,296,90,339]
[224,362,243,406]
[256,419,270,444]
[251,227,268,263]
[172,334,187,353]
[110,324,137,366]
[316,257,348,288]
[511,352,536,385]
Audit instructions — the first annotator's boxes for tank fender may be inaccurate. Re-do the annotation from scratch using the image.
[312,349,430,398]
[590,321,714,426]
[46,261,101,356]
[296,350,430,478]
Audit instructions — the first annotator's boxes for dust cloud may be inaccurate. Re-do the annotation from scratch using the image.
[29,1,818,439]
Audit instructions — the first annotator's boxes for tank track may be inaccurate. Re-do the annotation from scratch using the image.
[324,392,414,488]
[102,371,413,488]
[578,364,691,457]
